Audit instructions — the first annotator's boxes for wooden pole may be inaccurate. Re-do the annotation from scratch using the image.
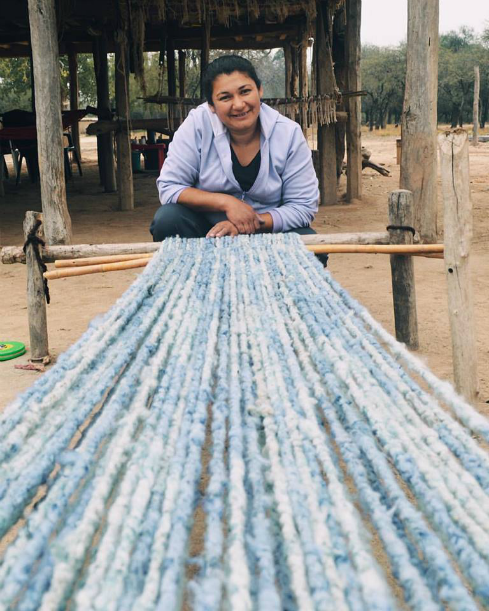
[316,1,337,205]
[24,211,49,360]
[472,65,480,147]
[27,0,72,245]
[178,50,186,98]
[290,44,299,97]
[400,0,439,242]
[93,33,116,193]
[284,43,292,97]
[67,44,81,160]
[298,21,309,133]
[388,190,419,349]
[114,32,134,211]
[346,0,362,203]
[167,37,177,98]
[0,151,4,197]
[333,5,347,183]
[1,232,395,265]
[200,21,210,97]
[438,129,478,403]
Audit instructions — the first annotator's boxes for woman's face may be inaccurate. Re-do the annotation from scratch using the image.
[210,71,263,134]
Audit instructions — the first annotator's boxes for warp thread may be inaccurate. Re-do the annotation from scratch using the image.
[0,234,488,611]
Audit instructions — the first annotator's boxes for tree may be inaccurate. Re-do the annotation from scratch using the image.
[361,45,405,130]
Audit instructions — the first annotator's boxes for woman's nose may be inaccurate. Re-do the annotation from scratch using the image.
[232,96,246,110]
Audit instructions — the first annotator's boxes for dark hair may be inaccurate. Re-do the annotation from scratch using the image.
[202,55,262,105]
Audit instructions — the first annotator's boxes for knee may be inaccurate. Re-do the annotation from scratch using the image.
[150,204,187,241]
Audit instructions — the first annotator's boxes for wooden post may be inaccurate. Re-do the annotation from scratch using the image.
[290,44,299,97]
[0,152,4,198]
[284,43,292,97]
[298,22,309,134]
[115,32,134,211]
[400,0,439,242]
[333,4,347,183]
[23,211,49,361]
[316,1,337,205]
[438,130,478,403]
[67,44,81,160]
[200,21,210,97]
[346,0,362,202]
[167,37,177,98]
[472,65,480,147]
[178,50,186,98]
[27,0,72,245]
[93,33,116,193]
[388,190,419,349]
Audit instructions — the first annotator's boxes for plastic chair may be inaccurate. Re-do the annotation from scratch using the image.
[63,132,82,178]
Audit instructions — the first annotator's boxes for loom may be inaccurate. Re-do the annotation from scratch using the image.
[0,233,488,610]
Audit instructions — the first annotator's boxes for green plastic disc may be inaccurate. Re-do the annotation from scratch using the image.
[0,341,26,361]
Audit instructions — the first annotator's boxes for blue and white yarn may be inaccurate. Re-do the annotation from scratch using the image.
[1,233,488,611]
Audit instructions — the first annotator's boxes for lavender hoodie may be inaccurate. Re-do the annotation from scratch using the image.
[156,102,319,232]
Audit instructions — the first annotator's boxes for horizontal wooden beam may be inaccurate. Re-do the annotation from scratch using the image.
[2,232,391,264]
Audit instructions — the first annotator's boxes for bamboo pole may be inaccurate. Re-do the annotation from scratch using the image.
[55,253,154,267]
[438,129,478,404]
[388,190,419,349]
[45,257,152,280]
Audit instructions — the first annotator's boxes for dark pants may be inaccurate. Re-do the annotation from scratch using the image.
[149,204,327,265]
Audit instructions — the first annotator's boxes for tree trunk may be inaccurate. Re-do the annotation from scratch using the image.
[178,50,186,98]
[27,0,72,245]
[472,65,479,146]
[400,0,439,242]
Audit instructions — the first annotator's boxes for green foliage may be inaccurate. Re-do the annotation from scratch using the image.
[0,57,33,114]
[361,44,405,129]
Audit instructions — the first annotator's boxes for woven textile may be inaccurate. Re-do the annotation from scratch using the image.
[1,234,488,611]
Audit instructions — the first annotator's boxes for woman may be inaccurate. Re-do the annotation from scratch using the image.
[151,54,320,240]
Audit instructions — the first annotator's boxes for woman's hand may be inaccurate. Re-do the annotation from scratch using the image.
[221,195,261,234]
[206,220,239,238]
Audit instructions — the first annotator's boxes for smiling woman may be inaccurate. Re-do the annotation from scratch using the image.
[150,55,321,243]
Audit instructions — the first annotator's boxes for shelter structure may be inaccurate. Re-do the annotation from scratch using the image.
[0,0,363,244]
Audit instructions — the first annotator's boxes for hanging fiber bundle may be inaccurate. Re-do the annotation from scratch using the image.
[0,234,488,610]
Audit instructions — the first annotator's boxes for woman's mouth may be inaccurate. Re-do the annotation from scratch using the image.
[231,110,250,119]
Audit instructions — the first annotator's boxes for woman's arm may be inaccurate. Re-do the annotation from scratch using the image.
[267,124,319,233]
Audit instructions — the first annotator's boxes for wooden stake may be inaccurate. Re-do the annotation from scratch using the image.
[114,32,134,211]
[473,65,480,147]
[438,129,478,403]
[24,211,49,360]
[27,0,72,245]
[388,190,419,349]
[400,0,439,242]
[346,0,362,203]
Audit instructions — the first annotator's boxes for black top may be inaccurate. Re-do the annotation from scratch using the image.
[230,146,261,192]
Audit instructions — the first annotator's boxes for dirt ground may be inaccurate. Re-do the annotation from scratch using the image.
[0,126,488,414]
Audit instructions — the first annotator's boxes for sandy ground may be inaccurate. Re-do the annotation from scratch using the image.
[0,128,488,414]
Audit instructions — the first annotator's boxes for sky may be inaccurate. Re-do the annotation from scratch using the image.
[362,0,488,46]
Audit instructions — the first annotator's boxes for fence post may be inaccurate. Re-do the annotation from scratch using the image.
[388,189,419,349]
[438,129,478,403]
